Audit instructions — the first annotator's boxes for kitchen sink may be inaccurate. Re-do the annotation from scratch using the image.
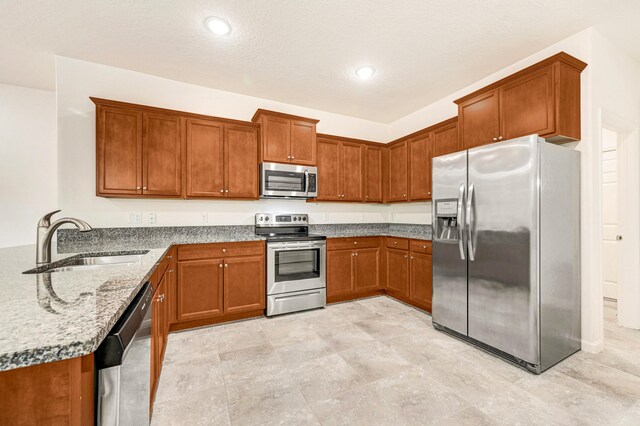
[23,251,149,274]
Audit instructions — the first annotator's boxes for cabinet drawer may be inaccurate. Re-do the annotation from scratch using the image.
[177,241,265,261]
[385,237,409,250]
[327,237,380,251]
[410,240,432,254]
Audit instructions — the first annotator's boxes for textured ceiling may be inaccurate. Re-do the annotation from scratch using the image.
[0,0,637,122]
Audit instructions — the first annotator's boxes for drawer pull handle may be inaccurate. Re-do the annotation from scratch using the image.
[274,292,320,301]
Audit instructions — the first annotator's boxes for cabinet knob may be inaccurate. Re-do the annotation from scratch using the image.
[354,241,358,245]
[493,137,498,141]
[428,191,431,195]
[143,187,147,190]
[220,189,224,193]
[411,256,414,260]
[222,248,226,253]
[394,241,397,245]
[403,194,406,197]
[498,136,503,140]
[225,189,229,193]
[219,263,223,268]
[366,195,369,199]
[291,156,295,160]
[352,253,355,256]
[405,255,408,259]
[422,245,426,249]
[224,264,228,268]
[136,186,141,190]
[287,155,291,159]
[168,269,174,273]
[167,255,172,259]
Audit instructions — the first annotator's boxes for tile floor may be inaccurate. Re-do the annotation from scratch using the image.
[151,297,640,425]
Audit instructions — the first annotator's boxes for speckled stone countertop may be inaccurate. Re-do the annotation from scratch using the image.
[58,223,431,252]
[0,223,429,371]
[0,244,169,371]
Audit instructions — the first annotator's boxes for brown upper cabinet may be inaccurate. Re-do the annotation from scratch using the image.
[185,119,259,199]
[455,52,587,149]
[316,135,383,203]
[408,133,432,201]
[387,141,409,202]
[252,109,319,165]
[92,98,259,199]
[95,101,183,197]
[364,145,383,203]
[432,119,460,158]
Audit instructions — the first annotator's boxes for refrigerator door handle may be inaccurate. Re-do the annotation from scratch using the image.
[467,182,476,261]
[457,183,466,260]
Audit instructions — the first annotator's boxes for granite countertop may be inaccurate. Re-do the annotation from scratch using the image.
[1,223,429,372]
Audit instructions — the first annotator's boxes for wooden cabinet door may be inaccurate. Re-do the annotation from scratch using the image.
[354,248,380,291]
[388,141,408,201]
[501,66,555,140]
[364,145,383,202]
[408,134,432,201]
[317,138,341,201]
[142,113,182,196]
[96,105,142,195]
[459,89,500,150]
[225,125,259,199]
[157,274,168,362]
[223,255,266,314]
[386,248,409,296]
[262,115,291,163]
[290,120,316,165]
[185,119,224,197]
[410,252,432,311]
[176,259,224,321]
[341,142,364,201]
[327,249,354,297]
[432,122,460,158]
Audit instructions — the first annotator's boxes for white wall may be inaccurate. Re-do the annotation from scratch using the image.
[0,84,57,248]
[56,57,396,228]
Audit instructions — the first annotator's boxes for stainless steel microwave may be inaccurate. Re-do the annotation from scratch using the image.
[260,162,318,199]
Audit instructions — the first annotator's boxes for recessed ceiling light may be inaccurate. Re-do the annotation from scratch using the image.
[205,17,232,36]
[355,65,376,80]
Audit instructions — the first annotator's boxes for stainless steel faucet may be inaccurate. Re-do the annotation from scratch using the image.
[36,210,92,265]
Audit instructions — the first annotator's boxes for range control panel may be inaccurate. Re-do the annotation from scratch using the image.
[255,213,308,227]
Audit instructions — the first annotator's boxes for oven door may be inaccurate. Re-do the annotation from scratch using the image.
[267,241,326,294]
[260,162,317,198]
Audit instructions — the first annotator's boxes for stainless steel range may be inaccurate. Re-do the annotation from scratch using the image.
[255,213,326,316]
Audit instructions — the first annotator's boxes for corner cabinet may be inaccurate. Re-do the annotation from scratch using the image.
[252,109,318,165]
[456,52,587,149]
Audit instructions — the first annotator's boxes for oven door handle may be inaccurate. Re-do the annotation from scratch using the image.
[268,241,326,249]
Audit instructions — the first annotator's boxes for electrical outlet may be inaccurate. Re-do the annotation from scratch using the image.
[128,212,142,224]
[200,212,208,224]
[145,212,157,225]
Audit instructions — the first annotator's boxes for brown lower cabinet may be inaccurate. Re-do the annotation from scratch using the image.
[151,248,173,408]
[326,237,382,302]
[172,241,266,329]
[327,237,433,312]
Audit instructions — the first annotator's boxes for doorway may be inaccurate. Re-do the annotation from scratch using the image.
[601,127,619,301]
[598,109,640,332]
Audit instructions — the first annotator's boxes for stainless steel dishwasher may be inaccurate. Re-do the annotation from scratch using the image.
[96,282,153,425]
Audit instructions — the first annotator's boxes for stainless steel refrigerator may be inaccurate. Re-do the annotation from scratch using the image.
[431,134,581,374]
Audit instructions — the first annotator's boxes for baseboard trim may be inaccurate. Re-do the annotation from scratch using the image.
[580,338,604,353]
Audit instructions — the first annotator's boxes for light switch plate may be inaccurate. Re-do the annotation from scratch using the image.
[129,212,142,224]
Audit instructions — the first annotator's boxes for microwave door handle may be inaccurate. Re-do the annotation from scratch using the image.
[304,169,309,196]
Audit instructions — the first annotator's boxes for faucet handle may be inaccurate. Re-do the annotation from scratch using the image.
[38,210,61,227]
